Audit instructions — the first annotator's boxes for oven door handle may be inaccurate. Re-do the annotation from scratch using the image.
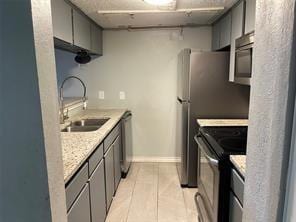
[194,135,219,166]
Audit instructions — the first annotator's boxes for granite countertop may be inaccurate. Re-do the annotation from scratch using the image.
[230,155,246,178]
[61,109,127,183]
[197,119,248,127]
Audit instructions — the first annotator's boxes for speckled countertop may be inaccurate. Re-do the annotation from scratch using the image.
[230,155,246,178]
[197,119,248,127]
[61,109,126,183]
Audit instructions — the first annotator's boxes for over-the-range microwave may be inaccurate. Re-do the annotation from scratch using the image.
[234,32,254,85]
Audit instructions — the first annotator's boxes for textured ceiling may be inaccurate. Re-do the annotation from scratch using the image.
[70,0,238,28]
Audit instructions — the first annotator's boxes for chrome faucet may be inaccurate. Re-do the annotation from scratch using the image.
[59,76,87,124]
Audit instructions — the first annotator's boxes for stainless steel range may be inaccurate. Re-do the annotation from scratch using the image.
[194,126,247,222]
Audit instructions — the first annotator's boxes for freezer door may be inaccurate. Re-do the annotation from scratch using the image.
[177,49,191,101]
[176,99,189,186]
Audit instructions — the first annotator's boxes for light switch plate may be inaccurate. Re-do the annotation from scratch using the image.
[99,91,105,99]
[119,91,126,100]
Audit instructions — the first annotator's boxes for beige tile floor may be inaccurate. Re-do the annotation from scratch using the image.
[106,162,199,222]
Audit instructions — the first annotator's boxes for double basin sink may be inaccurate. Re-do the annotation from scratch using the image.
[61,118,110,132]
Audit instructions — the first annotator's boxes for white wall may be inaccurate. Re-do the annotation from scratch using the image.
[55,27,212,160]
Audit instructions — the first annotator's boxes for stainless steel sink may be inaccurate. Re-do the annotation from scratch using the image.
[61,126,101,132]
[61,118,110,132]
[71,118,110,127]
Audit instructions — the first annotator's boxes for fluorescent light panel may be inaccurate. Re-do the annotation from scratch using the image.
[143,0,175,6]
[97,7,225,15]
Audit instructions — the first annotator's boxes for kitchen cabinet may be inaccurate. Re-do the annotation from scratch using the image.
[67,184,91,222]
[113,136,121,190]
[65,163,89,210]
[73,10,91,51]
[212,22,220,51]
[89,159,107,222]
[91,23,103,55]
[245,0,256,34]
[229,1,245,82]
[229,192,243,222]
[219,13,232,49]
[51,0,73,43]
[212,12,231,50]
[229,168,244,222]
[104,145,115,210]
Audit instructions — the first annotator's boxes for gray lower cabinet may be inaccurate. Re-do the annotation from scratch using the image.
[245,0,256,34]
[51,0,72,43]
[89,159,107,222]
[73,10,91,50]
[229,168,244,222]
[91,23,103,55]
[229,1,245,82]
[229,192,243,222]
[113,136,121,190]
[104,145,115,210]
[67,184,91,222]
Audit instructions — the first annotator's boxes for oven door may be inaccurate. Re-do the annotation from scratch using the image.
[195,135,220,222]
[234,44,253,85]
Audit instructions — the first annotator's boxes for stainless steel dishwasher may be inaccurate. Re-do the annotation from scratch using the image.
[121,111,133,178]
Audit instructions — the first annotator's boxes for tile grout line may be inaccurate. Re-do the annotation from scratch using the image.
[125,163,141,222]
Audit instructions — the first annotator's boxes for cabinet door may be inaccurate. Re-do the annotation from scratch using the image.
[220,13,232,49]
[104,145,115,211]
[212,22,220,51]
[113,136,121,190]
[89,160,107,222]
[67,184,91,222]
[229,1,245,82]
[245,0,256,34]
[91,24,103,55]
[73,10,91,50]
[51,0,73,43]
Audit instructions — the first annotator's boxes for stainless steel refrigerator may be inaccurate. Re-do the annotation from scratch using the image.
[176,49,250,187]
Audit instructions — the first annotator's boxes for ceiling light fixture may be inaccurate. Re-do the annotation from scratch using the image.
[143,0,174,6]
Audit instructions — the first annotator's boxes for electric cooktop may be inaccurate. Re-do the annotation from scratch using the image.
[199,126,248,158]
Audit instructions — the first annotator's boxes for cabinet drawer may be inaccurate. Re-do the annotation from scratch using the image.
[104,123,120,153]
[88,143,104,176]
[66,163,89,211]
[230,168,244,205]
[229,191,243,222]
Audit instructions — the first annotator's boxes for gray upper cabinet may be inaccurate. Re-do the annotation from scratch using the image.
[51,0,73,43]
[229,1,245,82]
[89,160,107,222]
[91,24,103,55]
[245,0,256,34]
[73,10,91,50]
[67,184,91,222]
[219,13,232,49]
[212,22,220,51]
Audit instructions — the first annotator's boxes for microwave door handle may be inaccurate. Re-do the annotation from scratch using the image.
[194,135,219,166]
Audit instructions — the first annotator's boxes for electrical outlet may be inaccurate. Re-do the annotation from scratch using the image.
[119,91,126,100]
[98,91,105,99]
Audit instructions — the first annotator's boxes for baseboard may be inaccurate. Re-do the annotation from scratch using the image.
[131,157,181,163]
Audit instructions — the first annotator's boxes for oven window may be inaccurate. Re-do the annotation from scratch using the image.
[200,149,215,207]
[235,49,252,78]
